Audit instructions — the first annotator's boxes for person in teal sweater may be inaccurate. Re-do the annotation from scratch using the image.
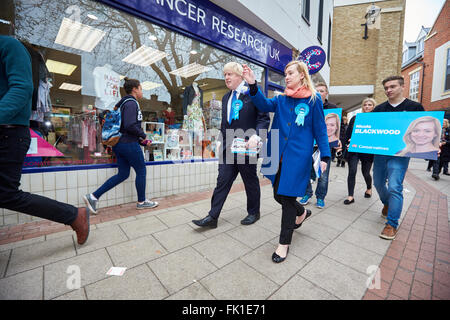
[0,35,90,245]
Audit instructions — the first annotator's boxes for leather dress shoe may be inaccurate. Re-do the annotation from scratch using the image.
[192,215,217,228]
[71,207,90,245]
[272,247,289,263]
[294,209,311,229]
[241,213,260,225]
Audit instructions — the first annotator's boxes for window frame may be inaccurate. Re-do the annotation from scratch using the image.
[301,0,311,26]
[409,70,420,102]
[317,0,324,44]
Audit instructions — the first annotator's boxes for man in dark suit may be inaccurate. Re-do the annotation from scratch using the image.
[192,62,270,228]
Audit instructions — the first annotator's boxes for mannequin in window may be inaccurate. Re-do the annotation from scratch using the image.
[162,104,175,126]
[182,81,205,132]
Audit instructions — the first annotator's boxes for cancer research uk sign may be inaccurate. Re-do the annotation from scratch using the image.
[348,111,445,161]
[101,0,292,72]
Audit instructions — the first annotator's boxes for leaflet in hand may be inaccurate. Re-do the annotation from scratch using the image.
[230,138,261,156]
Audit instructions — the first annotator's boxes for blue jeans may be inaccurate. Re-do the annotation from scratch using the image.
[305,157,331,200]
[93,142,147,202]
[373,155,410,229]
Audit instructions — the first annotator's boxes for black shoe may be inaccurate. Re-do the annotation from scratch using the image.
[344,198,355,205]
[192,215,217,228]
[432,174,440,181]
[426,168,431,172]
[364,192,372,198]
[272,247,289,263]
[294,209,312,229]
[241,213,260,225]
[443,172,450,176]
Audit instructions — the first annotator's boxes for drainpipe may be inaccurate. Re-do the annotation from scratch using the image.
[418,59,425,106]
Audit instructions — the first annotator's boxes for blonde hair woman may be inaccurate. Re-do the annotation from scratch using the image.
[396,116,441,159]
[344,97,376,205]
[242,60,330,263]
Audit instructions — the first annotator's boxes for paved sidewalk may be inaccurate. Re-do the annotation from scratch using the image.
[0,159,449,300]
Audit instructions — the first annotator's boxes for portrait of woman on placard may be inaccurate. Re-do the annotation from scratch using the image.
[396,116,441,160]
[325,113,341,148]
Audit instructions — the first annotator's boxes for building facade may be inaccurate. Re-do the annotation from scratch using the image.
[0,0,333,226]
[329,0,406,112]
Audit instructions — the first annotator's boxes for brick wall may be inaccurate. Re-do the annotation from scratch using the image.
[331,0,406,104]
[421,0,450,111]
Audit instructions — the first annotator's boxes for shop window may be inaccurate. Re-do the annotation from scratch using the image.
[3,0,265,167]
[268,70,285,87]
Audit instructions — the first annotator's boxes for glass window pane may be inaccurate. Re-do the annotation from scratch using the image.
[4,0,265,166]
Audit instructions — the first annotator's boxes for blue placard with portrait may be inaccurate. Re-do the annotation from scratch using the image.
[324,108,342,148]
[348,111,445,160]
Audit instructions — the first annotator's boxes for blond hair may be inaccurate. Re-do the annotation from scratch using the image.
[325,113,340,139]
[361,98,377,112]
[397,116,441,156]
[284,60,317,102]
[223,62,243,77]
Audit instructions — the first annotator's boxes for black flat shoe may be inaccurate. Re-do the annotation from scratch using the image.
[241,213,260,225]
[344,198,355,205]
[272,247,289,263]
[364,192,372,198]
[192,215,218,228]
[294,209,311,229]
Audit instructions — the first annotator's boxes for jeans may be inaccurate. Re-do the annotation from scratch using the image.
[373,155,410,229]
[274,162,305,245]
[0,126,78,225]
[93,142,147,202]
[305,157,331,200]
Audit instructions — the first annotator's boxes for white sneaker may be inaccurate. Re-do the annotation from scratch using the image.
[137,200,159,210]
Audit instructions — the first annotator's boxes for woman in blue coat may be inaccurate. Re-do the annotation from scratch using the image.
[243,61,330,263]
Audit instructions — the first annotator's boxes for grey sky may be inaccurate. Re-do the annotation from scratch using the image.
[403,0,446,42]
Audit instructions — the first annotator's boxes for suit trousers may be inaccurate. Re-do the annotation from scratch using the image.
[273,162,305,245]
[209,162,260,219]
[0,126,78,225]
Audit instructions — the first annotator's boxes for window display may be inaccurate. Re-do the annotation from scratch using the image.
[1,0,265,167]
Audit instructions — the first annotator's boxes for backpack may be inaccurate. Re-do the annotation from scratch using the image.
[101,98,136,146]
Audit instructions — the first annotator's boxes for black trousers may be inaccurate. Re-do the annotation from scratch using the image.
[0,126,78,225]
[347,152,373,197]
[209,162,260,219]
[273,162,305,245]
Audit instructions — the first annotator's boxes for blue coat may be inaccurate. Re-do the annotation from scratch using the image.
[250,88,331,197]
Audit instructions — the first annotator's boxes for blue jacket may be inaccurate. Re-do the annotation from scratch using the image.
[249,88,331,197]
[0,36,33,126]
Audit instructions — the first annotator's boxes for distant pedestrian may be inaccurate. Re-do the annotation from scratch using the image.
[372,76,424,240]
[336,115,348,167]
[431,118,450,180]
[0,35,90,245]
[84,77,158,214]
[343,98,376,205]
[242,61,330,263]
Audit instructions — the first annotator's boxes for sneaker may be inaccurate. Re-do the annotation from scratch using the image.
[432,174,440,181]
[137,200,159,210]
[83,194,98,215]
[299,195,311,205]
[379,225,397,240]
[316,199,325,209]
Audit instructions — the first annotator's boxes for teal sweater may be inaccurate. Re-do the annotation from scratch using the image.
[0,35,33,126]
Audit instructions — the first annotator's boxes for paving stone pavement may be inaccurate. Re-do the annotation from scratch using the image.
[0,159,449,300]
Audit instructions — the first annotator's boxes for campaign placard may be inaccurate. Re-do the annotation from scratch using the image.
[348,111,445,160]
[324,108,342,149]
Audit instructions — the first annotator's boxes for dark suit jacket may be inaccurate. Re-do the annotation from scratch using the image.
[219,89,270,159]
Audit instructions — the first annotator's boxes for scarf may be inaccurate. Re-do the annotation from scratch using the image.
[284,85,312,99]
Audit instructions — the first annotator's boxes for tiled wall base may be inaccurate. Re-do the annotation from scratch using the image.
[1,160,264,227]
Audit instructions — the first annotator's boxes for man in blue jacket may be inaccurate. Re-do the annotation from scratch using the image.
[192,62,270,228]
[0,35,90,245]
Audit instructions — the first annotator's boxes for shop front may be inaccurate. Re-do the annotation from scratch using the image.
[0,0,291,220]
